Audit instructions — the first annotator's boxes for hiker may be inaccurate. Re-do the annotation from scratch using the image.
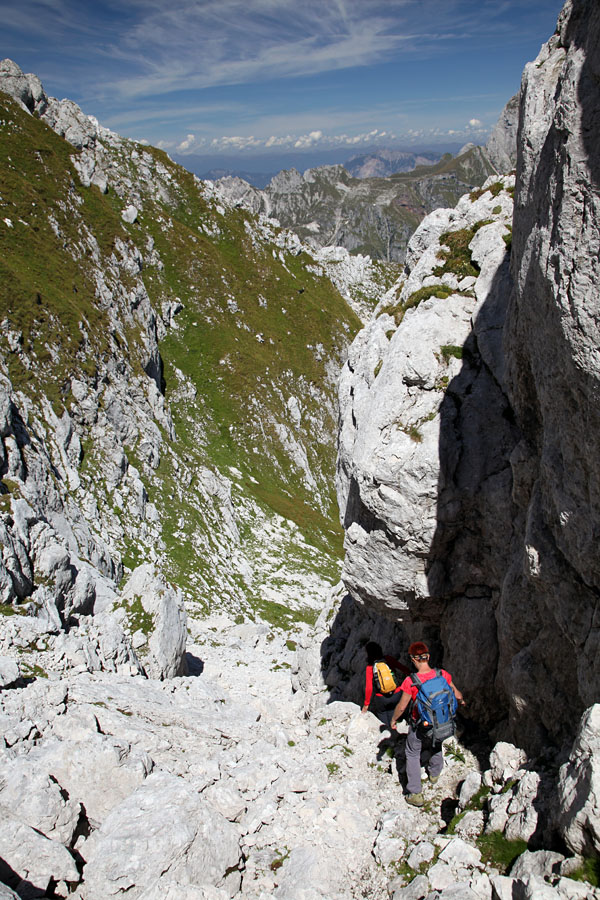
[361,641,410,728]
[390,641,465,807]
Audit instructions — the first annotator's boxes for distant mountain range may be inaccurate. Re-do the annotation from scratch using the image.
[210,98,519,264]
[175,147,449,188]
[216,145,505,262]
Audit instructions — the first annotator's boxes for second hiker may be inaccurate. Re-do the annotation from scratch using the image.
[362,641,410,728]
[390,640,465,807]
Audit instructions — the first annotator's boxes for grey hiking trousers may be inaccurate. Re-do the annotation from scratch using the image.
[405,726,443,794]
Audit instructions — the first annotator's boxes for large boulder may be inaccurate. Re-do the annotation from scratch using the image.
[81,773,241,899]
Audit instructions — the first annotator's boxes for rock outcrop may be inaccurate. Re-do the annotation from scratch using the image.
[336,0,600,755]
[485,93,519,174]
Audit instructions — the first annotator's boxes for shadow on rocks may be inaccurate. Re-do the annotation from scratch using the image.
[184,652,205,676]
[0,855,41,900]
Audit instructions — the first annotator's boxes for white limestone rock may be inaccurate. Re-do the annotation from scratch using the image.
[120,564,187,679]
[0,883,20,900]
[487,742,527,787]
[0,811,79,894]
[0,756,81,844]
[510,850,565,881]
[122,205,139,224]
[0,656,20,687]
[28,732,153,829]
[82,772,241,899]
[485,93,519,174]
[0,58,47,114]
[557,704,600,855]
[459,771,483,809]
[438,838,482,870]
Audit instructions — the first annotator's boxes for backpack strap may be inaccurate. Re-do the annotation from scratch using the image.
[409,673,422,725]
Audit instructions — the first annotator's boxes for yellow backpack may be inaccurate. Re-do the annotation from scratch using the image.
[373,660,399,695]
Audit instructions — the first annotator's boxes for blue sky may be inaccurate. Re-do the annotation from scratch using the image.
[2,0,564,165]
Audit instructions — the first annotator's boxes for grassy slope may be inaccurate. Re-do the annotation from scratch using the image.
[0,93,362,618]
[0,94,129,406]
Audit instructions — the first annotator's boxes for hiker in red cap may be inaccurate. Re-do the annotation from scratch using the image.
[390,641,465,807]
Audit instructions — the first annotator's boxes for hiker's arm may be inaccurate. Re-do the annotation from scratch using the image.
[450,680,466,706]
[390,691,412,729]
[362,667,373,712]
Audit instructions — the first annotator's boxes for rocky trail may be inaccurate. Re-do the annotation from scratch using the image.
[2,591,599,900]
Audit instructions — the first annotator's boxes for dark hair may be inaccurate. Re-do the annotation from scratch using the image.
[365,641,383,664]
[408,641,429,657]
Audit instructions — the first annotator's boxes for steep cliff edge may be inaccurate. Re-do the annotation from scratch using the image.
[336,0,600,755]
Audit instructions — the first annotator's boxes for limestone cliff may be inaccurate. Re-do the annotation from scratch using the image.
[336,0,600,754]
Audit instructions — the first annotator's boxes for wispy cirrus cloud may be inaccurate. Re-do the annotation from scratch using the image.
[0,0,563,155]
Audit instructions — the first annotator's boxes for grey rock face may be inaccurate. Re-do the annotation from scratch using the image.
[120,564,188,679]
[557,704,600,855]
[0,58,46,114]
[0,656,20,687]
[336,0,600,752]
[485,93,519,173]
[493,0,600,749]
[336,176,515,727]
[82,772,242,899]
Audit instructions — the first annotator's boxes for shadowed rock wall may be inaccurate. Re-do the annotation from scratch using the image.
[336,0,600,754]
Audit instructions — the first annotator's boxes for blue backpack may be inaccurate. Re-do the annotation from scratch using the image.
[410,670,457,742]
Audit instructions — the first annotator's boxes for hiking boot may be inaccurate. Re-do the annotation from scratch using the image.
[406,792,425,807]
[428,774,440,784]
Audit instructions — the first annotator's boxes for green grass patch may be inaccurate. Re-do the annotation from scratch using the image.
[0,94,128,413]
[470,181,504,201]
[476,832,528,874]
[380,283,454,327]
[433,221,493,279]
[570,857,600,887]
[440,344,463,362]
[120,596,154,635]
[252,597,318,630]
[406,424,422,443]
[0,602,27,616]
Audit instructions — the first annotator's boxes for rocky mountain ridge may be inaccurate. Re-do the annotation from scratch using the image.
[214,94,518,267]
[335,0,600,759]
[0,55,389,667]
[215,147,500,264]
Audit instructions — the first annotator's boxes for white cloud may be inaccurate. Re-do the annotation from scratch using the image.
[177,133,196,151]
[468,118,483,127]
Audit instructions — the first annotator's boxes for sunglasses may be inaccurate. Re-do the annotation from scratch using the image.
[411,654,430,661]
